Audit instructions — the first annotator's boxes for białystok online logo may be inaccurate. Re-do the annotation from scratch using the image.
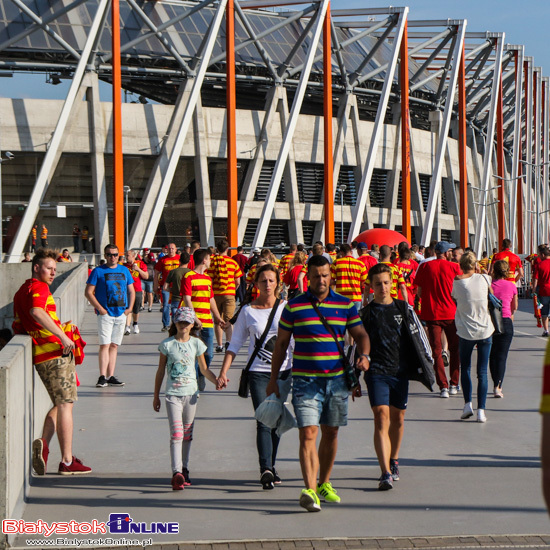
[2,514,179,536]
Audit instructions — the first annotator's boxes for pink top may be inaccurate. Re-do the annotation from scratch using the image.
[491,279,517,318]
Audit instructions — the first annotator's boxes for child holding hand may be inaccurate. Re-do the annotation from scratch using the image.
[153,307,217,490]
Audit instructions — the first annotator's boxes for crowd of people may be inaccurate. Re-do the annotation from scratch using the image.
[9,234,550,512]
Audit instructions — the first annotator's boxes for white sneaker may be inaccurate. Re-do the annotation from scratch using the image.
[477,409,487,423]
[440,388,449,398]
[133,324,140,334]
[449,385,458,395]
[494,387,503,398]
[124,326,131,336]
[461,402,474,419]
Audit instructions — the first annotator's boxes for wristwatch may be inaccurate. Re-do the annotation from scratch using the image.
[360,354,371,362]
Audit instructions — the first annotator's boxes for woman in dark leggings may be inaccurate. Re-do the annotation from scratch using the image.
[489,260,518,398]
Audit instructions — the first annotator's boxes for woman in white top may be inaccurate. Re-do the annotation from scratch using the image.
[217,264,292,490]
[451,251,494,423]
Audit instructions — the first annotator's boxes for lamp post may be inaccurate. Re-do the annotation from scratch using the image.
[123,185,131,251]
[337,184,346,243]
[0,151,15,262]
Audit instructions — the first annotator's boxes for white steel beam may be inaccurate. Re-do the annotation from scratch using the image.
[534,68,542,248]
[6,0,110,262]
[509,47,524,249]
[348,8,408,240]
[252,0,329,248]
[473,35,505,257]
[85,73,110,255]
[128,0,228,249]
[544,77,550,243]
[525,59,534,252]
[417,24,466,245]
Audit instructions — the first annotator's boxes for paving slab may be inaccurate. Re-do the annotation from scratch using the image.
[9,300,550,548]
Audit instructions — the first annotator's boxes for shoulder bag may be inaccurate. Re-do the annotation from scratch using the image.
[238,298,281,398]
[306,295,360,391]
[483,275,504,335]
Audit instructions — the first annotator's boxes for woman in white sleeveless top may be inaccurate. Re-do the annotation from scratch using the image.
[451,251,494,423]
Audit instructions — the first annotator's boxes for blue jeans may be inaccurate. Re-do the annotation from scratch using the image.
[489,318,514,388]
[459,336,492,410]
[170,297,181,319]
[249,371,292,472]
[195,327,214,391]
[161,289,171,328]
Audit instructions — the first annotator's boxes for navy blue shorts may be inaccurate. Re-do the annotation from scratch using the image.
[364,372,409,410]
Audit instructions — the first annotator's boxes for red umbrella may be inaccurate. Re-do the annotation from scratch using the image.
[353,228,410,249]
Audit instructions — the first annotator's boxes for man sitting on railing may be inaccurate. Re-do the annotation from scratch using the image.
[12,249,92,476]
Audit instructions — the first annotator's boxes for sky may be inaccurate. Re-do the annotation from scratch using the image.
[0,0,549,100]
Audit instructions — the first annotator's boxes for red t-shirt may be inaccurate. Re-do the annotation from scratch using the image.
[12,278,63,364]
[125,260,147,293]
[233,253,248,273]
[358,254,378,273]
[535,259,550,297]
[415,259,461,321]
[284,264,307,291]
[155,255,180,284]
[491,249,522,282]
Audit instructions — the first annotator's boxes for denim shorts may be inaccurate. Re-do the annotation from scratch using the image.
[364,371,409,410]
[291,376,349,428]
[142,280,153,293]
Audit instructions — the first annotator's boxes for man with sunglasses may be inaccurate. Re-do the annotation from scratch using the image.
[85,244,135,388]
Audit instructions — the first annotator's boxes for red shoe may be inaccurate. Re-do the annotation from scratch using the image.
[32,438,49,475]
[171,472,185,491]
[58,456,92,475]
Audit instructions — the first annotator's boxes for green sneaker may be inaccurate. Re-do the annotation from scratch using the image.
[317,481,341,503]
[299,489,321,512]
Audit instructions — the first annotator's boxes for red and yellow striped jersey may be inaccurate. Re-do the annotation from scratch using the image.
[330,256,367,302]
[180,271,214,328]
[207,254,243,295]
[40,227,48,239]
[279,253,295,277]
[12,278,64,364]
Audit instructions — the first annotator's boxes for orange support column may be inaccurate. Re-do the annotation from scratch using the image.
[323,4,334,244]
[496,71,505,245]
[458,42,468,248]
[112,0,124,252]
[226,0,238,252]
[400,19,411,242]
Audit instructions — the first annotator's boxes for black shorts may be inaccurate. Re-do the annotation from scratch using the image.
[132,292,143,314]
[364,371,409,410]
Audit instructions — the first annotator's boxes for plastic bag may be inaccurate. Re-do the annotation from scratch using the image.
[255,393,297,436]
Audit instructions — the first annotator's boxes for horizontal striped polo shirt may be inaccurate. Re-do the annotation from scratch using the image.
[330,256,368,302]
[12,278,63,364]
[207,254,243,296]
[279,289,361,378]
[180,271,214,328]
[278,253,295,277]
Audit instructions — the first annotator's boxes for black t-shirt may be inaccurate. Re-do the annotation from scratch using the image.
[362,301,407,377]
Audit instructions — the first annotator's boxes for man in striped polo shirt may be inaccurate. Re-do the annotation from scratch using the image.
[207,238,243,352]
[268,255,370,512]
[13,249,92,475]
[181,248,225,390]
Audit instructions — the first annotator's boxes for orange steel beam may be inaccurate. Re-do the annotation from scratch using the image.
[226,0,238,253]
[532,67,537,250]
[517,57,528,254]
[323,4,334,244]
[112,0,124,252]
[458,42,468,249]
[400,19,411,243]
[496,70,505,245]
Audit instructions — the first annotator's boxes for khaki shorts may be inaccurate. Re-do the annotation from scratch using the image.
[35,354,77,405]
[214,295,236,322]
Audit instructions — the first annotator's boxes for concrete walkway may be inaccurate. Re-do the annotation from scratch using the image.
[12,299,550,548]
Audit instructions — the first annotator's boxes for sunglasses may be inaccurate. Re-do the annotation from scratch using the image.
[105,253,119,257]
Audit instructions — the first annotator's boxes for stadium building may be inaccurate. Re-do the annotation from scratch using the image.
[0,0,547,260]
